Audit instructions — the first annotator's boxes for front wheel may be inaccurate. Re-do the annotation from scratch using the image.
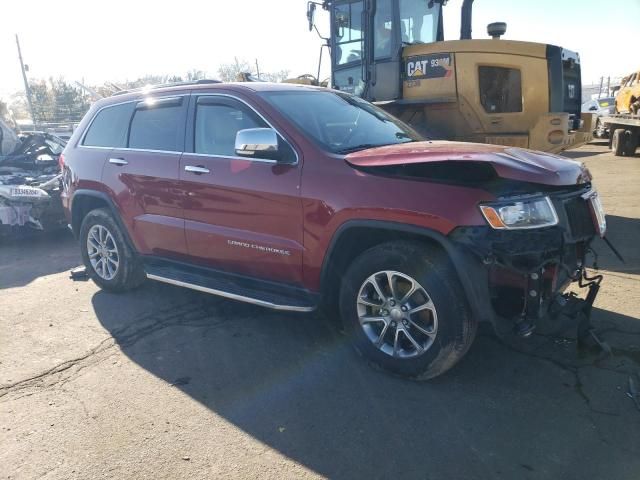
[595,119,607,139]
[339,241,477,380]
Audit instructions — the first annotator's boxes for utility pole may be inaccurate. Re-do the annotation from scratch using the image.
[255,59,260,79]
[15,34,36,127]
[598,76,603,99]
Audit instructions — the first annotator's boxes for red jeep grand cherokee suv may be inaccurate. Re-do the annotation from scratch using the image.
[61,82,606,379]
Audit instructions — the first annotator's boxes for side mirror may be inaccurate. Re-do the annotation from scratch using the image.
[589,105,598,111]
[235,128,280,160]
[307,2,316,32]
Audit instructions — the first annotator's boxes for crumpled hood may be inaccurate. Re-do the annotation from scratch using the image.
[345,141,592,186]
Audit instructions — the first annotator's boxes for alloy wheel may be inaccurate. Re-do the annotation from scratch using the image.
[356,270,438,359]
[86,224,119,281]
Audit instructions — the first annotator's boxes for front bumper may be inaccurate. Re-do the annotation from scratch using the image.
[448,186,601,333]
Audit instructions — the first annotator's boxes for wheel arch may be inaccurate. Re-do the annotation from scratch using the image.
[319,220,493,322]
[70,189,136,251]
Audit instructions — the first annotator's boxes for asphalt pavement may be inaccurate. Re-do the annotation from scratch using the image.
[1,142,639,479]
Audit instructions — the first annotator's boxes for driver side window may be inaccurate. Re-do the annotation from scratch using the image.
[195,102,265,157]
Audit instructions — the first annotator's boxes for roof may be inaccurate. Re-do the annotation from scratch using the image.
[97,81,324,108]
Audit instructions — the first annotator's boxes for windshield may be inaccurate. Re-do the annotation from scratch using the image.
[260,90,423,154]
[399,0,441,44]
[598,98,614,108]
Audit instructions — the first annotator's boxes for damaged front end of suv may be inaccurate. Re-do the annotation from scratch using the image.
[451,185,606,338]
[346,142,609,340]
[0,131,66,236]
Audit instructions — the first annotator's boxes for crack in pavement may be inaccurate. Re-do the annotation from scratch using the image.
[0,300,228,402]
[0,336,116,399]
[480,332,638,420]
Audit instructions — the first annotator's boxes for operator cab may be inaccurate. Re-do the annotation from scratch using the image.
[317,0,446,102]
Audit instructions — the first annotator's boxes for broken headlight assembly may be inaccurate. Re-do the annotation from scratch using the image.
[479,196,558,230]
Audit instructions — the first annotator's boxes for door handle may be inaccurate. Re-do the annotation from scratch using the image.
[109,158,128,166]
[184,165,210,175]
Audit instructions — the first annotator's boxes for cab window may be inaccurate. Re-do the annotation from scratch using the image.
[399,0,439,44]
[334,1,364,65]
[374,0,393,59]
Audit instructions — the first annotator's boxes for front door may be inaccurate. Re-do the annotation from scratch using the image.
[179,94,304,285]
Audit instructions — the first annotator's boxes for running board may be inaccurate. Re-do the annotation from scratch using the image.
[144,259,317,312]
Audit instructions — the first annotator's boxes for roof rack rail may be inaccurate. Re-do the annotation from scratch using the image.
[111,79,222,96]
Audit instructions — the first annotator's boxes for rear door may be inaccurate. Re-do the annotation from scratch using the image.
[179,94,304,285]
[102,95,188,257]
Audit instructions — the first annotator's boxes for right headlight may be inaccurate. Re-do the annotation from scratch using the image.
[479,196,559,230]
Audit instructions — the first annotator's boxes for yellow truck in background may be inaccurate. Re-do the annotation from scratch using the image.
[615,70,640,115]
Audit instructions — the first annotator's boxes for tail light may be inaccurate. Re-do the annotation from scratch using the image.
[58,153,65,171]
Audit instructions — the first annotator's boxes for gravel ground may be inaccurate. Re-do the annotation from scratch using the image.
[1,142,639,479]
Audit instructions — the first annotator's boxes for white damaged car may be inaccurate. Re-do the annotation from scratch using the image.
[0,127,66,235]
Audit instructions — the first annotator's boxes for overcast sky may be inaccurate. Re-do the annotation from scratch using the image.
[1,0,638,101]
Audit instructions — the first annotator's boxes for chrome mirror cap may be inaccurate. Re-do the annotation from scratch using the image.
[235,128,279,159]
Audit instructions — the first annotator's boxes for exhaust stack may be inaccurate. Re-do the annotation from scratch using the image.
[460,0,474,40]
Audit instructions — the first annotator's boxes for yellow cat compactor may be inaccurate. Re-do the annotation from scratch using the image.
[305,0,594,153]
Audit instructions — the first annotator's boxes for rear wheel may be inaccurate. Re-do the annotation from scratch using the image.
[79,208,145,292]
[627,133,639,156]
[612,128,627,156]
[339,241,477,380]
[612,128,638,156]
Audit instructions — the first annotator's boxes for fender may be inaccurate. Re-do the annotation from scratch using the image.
[320,219,493,323]
[70,189,137,252]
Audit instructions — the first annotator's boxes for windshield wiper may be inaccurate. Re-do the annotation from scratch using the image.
[335,143,386,154]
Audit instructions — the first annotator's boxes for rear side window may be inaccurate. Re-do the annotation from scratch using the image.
[82,103,135,147]
[479,66,523,113]
[128,99,184,152]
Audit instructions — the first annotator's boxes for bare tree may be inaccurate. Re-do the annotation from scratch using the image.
[218,58,253,82]
[186,69,206,81]
[260,70,291,83]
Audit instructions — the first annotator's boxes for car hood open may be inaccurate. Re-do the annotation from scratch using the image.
[345,141,592,186]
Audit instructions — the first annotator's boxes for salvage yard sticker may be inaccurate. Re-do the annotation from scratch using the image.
[404,53,453,80]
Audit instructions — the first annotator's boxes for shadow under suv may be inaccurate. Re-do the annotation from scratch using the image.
[61,81,607,379]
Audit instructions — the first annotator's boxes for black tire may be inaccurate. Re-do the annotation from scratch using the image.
[79,208,145,292]
[626,134,639,156]
[339,241,477,380]
[594,119,606,139]
[612,128,626,156]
